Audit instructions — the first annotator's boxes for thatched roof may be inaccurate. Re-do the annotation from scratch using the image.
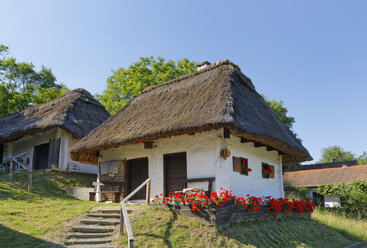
[0,88,111,143]
[70,60,312,165]
[284,165,367,187]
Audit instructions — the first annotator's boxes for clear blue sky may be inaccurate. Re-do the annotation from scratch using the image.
[2,0,367,163]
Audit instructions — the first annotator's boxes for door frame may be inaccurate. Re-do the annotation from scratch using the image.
[163,152,187,196]
[125,157,149,198]
[32,143,50,170]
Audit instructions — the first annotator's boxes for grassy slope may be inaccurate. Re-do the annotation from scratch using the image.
[0,170,100,248]
[122,206,367,248]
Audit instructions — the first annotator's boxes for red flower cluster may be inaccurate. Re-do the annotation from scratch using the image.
[263,169,273,173]
[153,188,315,215]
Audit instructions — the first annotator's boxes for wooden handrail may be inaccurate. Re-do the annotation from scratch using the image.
[120,177,151,248]
[9,152,32,191]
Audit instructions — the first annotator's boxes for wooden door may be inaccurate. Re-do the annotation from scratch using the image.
[127,157,149,200]
[312,192,325,206]
[164,152,187,196]
[0,144,3,163]
[33,143,50,170]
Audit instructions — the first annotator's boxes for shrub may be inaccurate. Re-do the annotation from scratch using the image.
[317,180,367,218]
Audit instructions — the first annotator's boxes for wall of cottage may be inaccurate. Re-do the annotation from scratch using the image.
[225,135,284,198]
[2,128,97,174]
[99,129,222,200]
[99,128,284,200]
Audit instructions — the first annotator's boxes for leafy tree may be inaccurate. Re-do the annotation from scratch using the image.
[0,44,68,117]
[317,145,355,164]
[97,56,197,114]
[261,95,295,130]
[357,152,367,165]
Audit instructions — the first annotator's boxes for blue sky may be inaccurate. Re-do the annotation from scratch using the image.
[1,0,367,163]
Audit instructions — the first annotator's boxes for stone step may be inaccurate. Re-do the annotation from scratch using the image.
[87,213,121,218]
[65,237,113,245]
[80,219,119,226]
[67,244,114,248]
[98,209,121,214]
[71,225,115,233]
[66,232,113,239]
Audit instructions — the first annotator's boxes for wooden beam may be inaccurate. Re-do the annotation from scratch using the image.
[267,146,275,151]
[146,180,151,205]
[240,138,251,143]
[254,142,264,148]
[223,128,230,139]
[144,142,154,149]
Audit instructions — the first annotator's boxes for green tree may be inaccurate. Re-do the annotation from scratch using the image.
[317,145,355,164]
[97,56,197,114]
[357,152,367,165]
[0,44,68,117]
[261,95,295,130]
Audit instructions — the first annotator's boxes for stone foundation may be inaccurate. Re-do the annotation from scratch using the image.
[163,200,311,229]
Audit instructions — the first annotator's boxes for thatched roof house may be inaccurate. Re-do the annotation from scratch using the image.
[70,60,312,202]
[0,88,109,143]
[284,165,367,187]
[0,88,110,173]
[71,60,311,166]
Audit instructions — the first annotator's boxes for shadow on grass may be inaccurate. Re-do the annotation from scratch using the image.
[135,209,178,248]
[0,169,95,201]
[0,224,65,248]
[219,216,363,248]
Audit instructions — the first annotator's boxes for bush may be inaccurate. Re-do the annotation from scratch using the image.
[317,180,367,218]
[284,184,311,200]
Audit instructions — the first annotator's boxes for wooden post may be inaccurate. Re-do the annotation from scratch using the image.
[146,180,151,205]
[28,172,32,191]
[9,159,13,180]
[120,207,124,235]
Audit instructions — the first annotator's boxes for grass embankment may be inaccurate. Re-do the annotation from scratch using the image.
[0,170,100,247]
[122,206,367,248]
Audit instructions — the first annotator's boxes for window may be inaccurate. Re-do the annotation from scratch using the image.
[262,163,275,179]
[233,156,251,176]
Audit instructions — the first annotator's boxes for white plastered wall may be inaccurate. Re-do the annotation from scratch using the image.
[3,128,97,174]
[3,129,58,170]
[98,128,284,200]
[99,129,222,199]
[324,195,341,208]
[222,134,284,198]
[58,129,97,174]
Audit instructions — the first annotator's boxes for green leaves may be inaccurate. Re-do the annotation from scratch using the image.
[317,180,367,217]
[0,44,68,117]
[96,56,197,114]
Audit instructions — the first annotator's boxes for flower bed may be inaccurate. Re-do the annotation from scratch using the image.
[153,188,315,228]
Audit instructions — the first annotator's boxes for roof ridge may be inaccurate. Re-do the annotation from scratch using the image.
[139,59,240,96]
[285,164,367,173]
[0,88,91,120]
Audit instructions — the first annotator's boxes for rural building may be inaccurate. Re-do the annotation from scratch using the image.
[0,88,110,174]
[70,60,312,202]
[299,160,358,170]
[284,165,367,207]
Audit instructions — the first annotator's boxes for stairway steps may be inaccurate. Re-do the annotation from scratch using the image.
[71,225,115,233]
[99,209,121,214]
[67,245,114,248]
[65,237,113,245]
[66,232,113,239]
[87,213,120,218]
[80,219,119,225]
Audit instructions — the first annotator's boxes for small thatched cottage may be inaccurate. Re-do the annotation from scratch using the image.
[0,88,110,174]
[70,60,312,201]
[284,165,367,207]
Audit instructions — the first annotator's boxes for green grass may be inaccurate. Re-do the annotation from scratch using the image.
[0,169,101,248]
[121,206,367,248]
